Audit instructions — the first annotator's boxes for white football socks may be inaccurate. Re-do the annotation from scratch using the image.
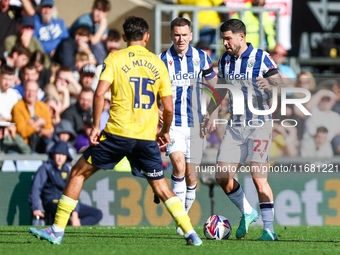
[52,224,64,233]
[260,202,275,233]
[227,184,253,215]
[171,174,186,209]
[185,182,197,213]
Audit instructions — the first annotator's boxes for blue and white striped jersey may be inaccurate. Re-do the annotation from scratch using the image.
[218,43,277,124]
[159,45,216,127]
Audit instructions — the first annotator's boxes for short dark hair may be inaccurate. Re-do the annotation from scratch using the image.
[93,0,110,12]
[81,87,94,94]
[74,25,91,37]
[1,64,15,76]
[220,19,246,35]
[23,62,37,72]
[56,66,72,78]
[123,16,149,41]
[108,29,121,41]
[170,17,191,32]
[316,126,328,133]
[10,42,31,58]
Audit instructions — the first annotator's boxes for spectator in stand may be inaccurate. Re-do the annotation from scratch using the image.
[231,0,276,51]
[46,119,77,156]
[69,0,111,65]
[45,96,61,127]
[195,39,212,58]
[75,52,90,72]
[44,66,80,107]
[54,25,97,72]
[14,62,45,101]
[33,0,69,58]
[270,123,299,158]
[11,80,53,152]
[316,79,340,154]
[301,126,333,158]
[270,43,297,84]
[74,111,92,153]
[0,123,31,154]
[104,29,121,54]
[176,0,224,60]
[4,15,50,67]
[60,87,93,138]
[30,50,50,89]
[5,42,30,83]
[0,65,18,121]
[294,71,316,94]
[48,62,60,85]
[0,0,35,58]
[302,89,340,157]
[79,64,96,89]
[29,141,102,226]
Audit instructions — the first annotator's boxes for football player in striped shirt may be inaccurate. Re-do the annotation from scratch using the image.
[29,16,203,246]
[201,19,285,241]
[159,17,217,235]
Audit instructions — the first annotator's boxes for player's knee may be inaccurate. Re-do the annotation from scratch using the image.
[172,162,186,176]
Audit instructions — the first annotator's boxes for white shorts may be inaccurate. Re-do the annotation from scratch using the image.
[217,122,272,165]
[166,126,205,164]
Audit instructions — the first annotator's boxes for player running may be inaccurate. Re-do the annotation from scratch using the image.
[159,17,217,235]
[29,16,202,246]
[201,19,285,241]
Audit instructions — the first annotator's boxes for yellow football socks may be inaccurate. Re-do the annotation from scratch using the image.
[54,195,78,229]
[164,196,193,234]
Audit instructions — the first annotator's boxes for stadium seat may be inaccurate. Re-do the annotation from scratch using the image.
[16,160,43,172]
[1,160,17,172]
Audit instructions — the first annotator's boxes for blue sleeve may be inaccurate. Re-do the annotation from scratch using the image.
[29,164,48,212]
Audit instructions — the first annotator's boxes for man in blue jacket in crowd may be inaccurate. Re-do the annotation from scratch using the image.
[29,141,102,226]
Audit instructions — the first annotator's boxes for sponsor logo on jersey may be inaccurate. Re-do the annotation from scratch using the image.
[140,169,164,178]
[172,71,199,86]
[169,60,173,66]
[225,71,250,80]
[129,52,135,57]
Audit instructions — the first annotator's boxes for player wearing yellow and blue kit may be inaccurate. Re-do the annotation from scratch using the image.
[29,16,202,246]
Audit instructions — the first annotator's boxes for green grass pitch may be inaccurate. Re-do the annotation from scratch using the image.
[1,226,340,255]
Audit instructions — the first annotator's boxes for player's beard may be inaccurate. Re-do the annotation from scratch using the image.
[42,13,52,24]
[227,43,241,57]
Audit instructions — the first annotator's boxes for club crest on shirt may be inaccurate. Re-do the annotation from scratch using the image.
[169,139,175,147]
[61,172,68,180]
[247,59,255,68]
[193,58,200,66]
[226,60,230,65]
[169,60,173,66]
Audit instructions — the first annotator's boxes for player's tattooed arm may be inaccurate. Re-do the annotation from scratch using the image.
[257,69,285,94]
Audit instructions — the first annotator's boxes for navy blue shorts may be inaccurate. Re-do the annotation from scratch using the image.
[83,131,164,180]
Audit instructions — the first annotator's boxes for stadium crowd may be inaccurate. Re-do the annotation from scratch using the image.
[0,0,339,167]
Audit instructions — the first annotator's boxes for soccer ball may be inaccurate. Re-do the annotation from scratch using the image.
[203,215,232,240]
